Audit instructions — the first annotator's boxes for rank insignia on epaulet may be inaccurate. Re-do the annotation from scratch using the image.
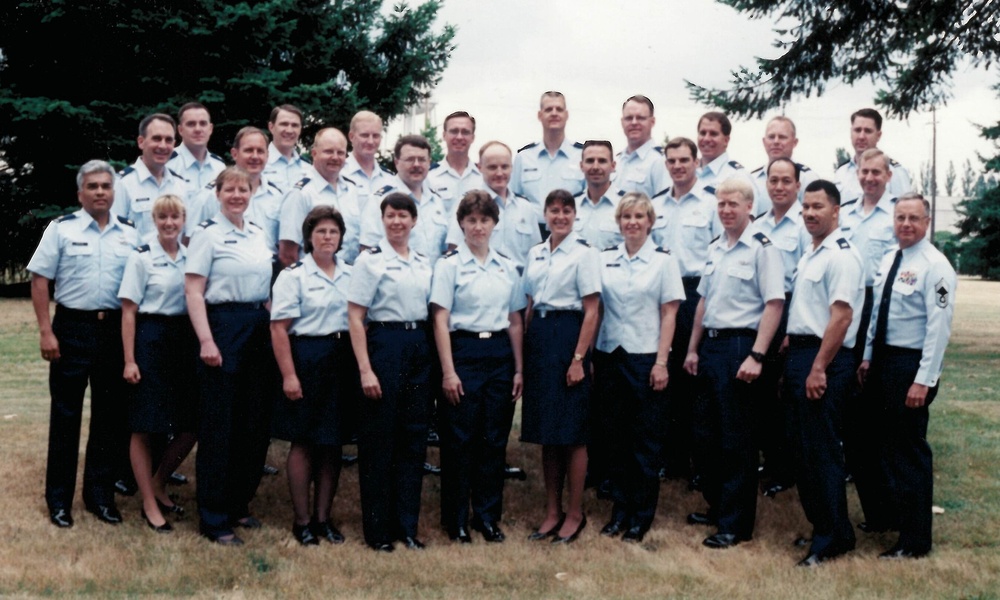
[837,158,851,168]
[374,185,395,196]
[651,188,670,199]
[572,141,584,149]
[704,185,716,195]
[751,166,764,174]
[753,232,772,246]
[890,196,898,203]
[55,213,78,223]
[711,235,721,244]
[209,152,224,162]
[728,160,744,169]
[167,168,187,181]
[429,161,440,170]
[342,175,356,186]
[653,145,664,154]
[576,238,591,247]
[889,158,901,167]
[287,261,303,270]
[798,163,811,172]
[442,248,459,259]
[199,219,216,228]
[117,216,136,228]
[517,142,538,153]
[602,245,618,252]
[137,244,150,253]
[655,246,671,254]
[266,180,282,193]
[837,238,850,250]
[119,166,136,177]
[496,250,510,260]
[755,210,768,220]
[366,246,382,254]
[169,150,179,159]
[617,189,626,196]
[203,181,215,190]
[294,177,311,190]
[841,198,858,207]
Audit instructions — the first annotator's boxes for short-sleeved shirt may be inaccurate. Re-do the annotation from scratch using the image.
[749,161,820,215]
[430,242,526,332]
[166,144,226,193]
[787,229,864,347]
[573,187,624,250]
[359,178,449,261]
[510,139,585,210]
[347,239,432,322]
[597,238,685,354]
[650,183,721,277]
[427,160,485,214]
[445,188,542,270]
[614,139,668,199]
[270,253,352,335]
[863,238,957,386]
[341,154,393,215]
[749,203,811,293]
[697,152,749,191]
[27,210,138,309]
[698,227,785,330]
[185,214,274,304]
[112,159,190,241]
[118,238,188,315]
[278,167,363,264]
[839,191,897,286]
[835,156,913,201]
[262,142,310,193]
[522,232,601,312]
[189,176,285,253]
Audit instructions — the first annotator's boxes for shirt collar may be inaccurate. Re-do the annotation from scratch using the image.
[623,138,657,160]
[267,142,300,166]
[702,152,730,176]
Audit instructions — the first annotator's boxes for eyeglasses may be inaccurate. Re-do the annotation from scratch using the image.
[446,128,473,136]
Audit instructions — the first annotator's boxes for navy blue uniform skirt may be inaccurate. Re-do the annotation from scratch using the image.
[128,313,198,434]
[271,333,358,445]
[521,310,591,446]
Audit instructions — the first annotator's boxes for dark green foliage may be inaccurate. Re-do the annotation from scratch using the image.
[955,83,1000,279]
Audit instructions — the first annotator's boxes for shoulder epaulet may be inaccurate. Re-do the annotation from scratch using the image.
[728,160,744,170]
[797,162,811,172]
[655,246,671,255]
[117,215,136,228]
[513,192,530,202]
[517,142,538,153]
[836,238,850,250]
[55,213,78,223]
[753,232,772,246]
[703,185,717,195]
[617,189,626,197]
[710,235,721,244]
[414,250,427,259]
[266,180,282,193]
[169,150,179,159]
[247,220,263,231]
[167,168,187,181]
[120,166,135,177]
[342,175,356,186]
[652,145,664,155]
[751,165,764,174]
[576,238,591,247]
[137,244,150,253]
[442,248,459,259]
[572,141,584,149]
[651,187,670,200]
[294,177,311,190]
[301,156,312,164]
[366,246,382,254]
[203,181,215,191]
[209,152,225,162]
[495,250,510,260]
[889,158,901,167]
[374,185,395,196]
[199,219,216,229]
[890,196,898,204]
[286,260,303,270]
[841,198,858,207]
[755,210,768,220]
[602,245,618,252]
[429,161,441,170]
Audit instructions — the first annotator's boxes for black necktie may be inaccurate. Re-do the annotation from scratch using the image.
[873,249,903,347]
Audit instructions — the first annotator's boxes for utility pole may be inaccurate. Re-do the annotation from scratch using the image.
[931,106,937,243]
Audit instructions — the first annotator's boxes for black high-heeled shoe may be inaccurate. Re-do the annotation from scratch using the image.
[527,513,566,541]
[292,522,319,546]
[141,509,173,534]
[551,515,587,545]
[156,498,185,517]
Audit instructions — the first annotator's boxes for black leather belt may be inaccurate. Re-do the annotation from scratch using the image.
[705,328,756,339]
[370,320,427,330]
[55,305,120,321]
[451,330,507,340]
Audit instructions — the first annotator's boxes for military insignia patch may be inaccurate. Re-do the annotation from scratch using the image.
[935,278,949,308]
[897,270,918,286]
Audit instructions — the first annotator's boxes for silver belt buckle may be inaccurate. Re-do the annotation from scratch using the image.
[707,329,719,339]
[404,321,418,330]
[537,309,547,319]
[478,331,492,339]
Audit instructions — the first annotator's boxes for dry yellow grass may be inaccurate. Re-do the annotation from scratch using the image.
[1,281,999,598]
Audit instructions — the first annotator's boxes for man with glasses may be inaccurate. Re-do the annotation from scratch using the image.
[428,111,484,213]
[615,95,668,198]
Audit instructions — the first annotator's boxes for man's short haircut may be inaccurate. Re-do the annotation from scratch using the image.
[312,127,346,151]
[177,102,209,123]
[456,190,500,225]
[539,91,565,107]
[851,108,883,130]
[767,157,801,182]
[443,111,476,133]
[622,94,654,115]
[350,110,383,132]
[153,194,187,219]
[716,177,754,204]
[478,140,512,159]
[232,126,268,150]
[767,115,796,137]
[139,113,176,137]
[269,104,303,124]
[544,188,576,211]
[896,192,931,216]
[615,192,656,232]
[393,135,431,159]
[698,111,732,136]
[582,140,614,156]
[380,191,418,218]
[665,137,698,159]
[804,179,841,206]
[859,148,890,170]
[214,166,252,193]
[76,160,116,190]
[302,205,346,255]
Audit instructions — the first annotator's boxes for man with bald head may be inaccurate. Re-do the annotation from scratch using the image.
[749,116,819,215]
[278,127,362,265]
[343,110,393,212]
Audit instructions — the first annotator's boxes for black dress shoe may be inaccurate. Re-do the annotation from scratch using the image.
[551,515,587,545]
[369,541,394,552]
[449,526,472,544]
[86,504,123,525]
[341,454,358,467]
[762,481,793,498]
[504,464,528,481]
[703,532,747,549]
[686,512,716,526]
[167,472,188,485]
[622,525,648,543]
[49,508,73,528]
[527,514,565,541]
[600,514,628,537]
[292,523,319,546]
[156,498,185,517]
[262,464,280,476]
[114,479,138,496]
[422,462,441,476]
[400,536,426,550]
[858,521,892,533]
[201,530,244,546]
[879,545,929,560]
[235,515,262,529]
[473,521,505,543]
[312,520,345,544]
[796,552,825,567]
[142,509,173,533]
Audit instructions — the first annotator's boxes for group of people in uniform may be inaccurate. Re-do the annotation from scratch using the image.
[28,92,956,565]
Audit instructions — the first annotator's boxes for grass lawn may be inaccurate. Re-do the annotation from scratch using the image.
[0,279,998,599]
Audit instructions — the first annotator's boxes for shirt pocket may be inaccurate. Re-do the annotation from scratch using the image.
[727,266,754,280]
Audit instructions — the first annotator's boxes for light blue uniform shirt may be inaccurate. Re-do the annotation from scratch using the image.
[863,238,956,386]
[185,214,273,304]
[697,152,749,192]
[787,229,864,347]
[118,238,188,315]
[749,161,820,216]
[359,178,449,261]
[342,154,393,215]
[262,142,310,193]
[573,187,624,250]
[27,210,138,310]
[270,253,352,335]
[190,176,285,253]
[698,227,785,330]
[348,239,432,322]
[614,139,668,199]
[112,158,190,242]
[522,232,601,312]
[749,203,811,293]
[166,144,226,194]
[510,139,585,211]
[430,242,526,332]
[596,238,685,354]
[427,160,485,214]
[278,167,363,264]
[839,191,897,286]
[835,156,913,201]
[445,188,542,270]
[650,183,721,277]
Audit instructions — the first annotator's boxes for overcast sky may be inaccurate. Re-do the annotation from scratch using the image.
[386,0,997,207]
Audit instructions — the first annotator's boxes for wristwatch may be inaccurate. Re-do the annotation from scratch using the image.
[572,353,584,362]
[748,350,765,363]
